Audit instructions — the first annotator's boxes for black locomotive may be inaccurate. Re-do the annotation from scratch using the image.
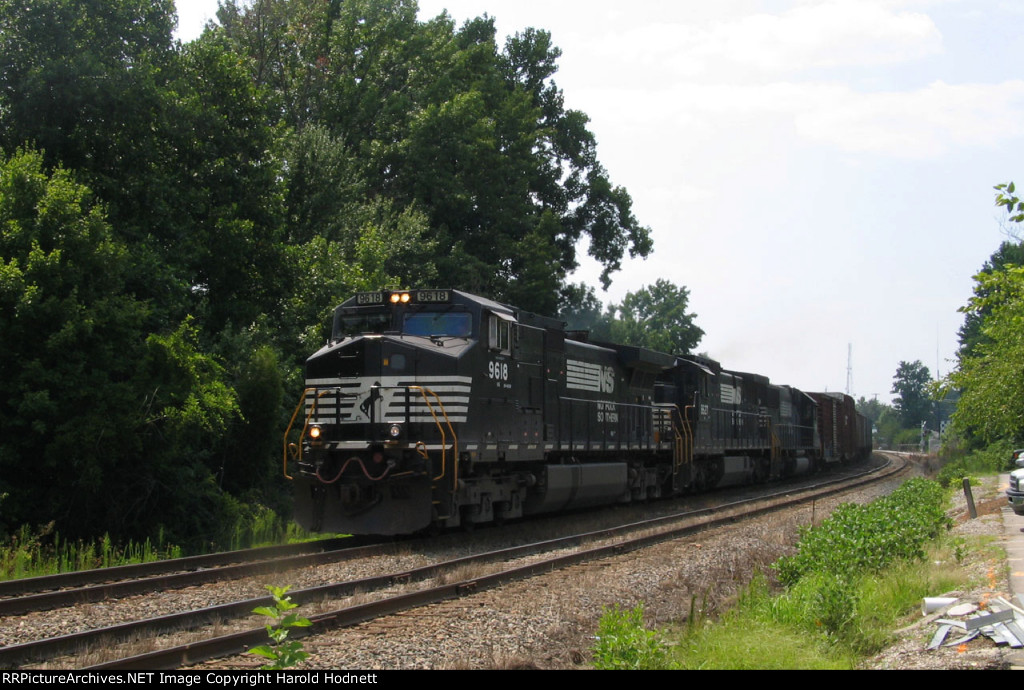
[284,289,872,535]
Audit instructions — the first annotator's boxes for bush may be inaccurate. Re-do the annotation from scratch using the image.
[935,440,1014,488]
[774,479,949,586]
[592,604,672,670]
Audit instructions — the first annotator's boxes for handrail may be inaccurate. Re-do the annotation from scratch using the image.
[406,385,459,484]
[677,405,693,470]
[282,385,459,488]
[654,403,692,475]
[282,387,321,480]
[770,426,781,462]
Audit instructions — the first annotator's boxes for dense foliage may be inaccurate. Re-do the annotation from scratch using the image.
[891,360,932,430]
[214,0,652,315]
[774,478,949,587]
[945,183,1024,445]
[0,0,675,549]
[593,479,962,669]
[561,279,704,354]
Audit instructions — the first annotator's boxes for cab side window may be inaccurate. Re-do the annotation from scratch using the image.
[488,315,511,354]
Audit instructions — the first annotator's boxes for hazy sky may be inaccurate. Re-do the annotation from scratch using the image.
[174,0,1024,407]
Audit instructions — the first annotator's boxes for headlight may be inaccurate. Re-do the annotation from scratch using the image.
[388,424,402,438]
[309,425,322,440]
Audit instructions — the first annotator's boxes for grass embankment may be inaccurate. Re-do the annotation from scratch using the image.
[593,477,990,670]
[0,506,319,581]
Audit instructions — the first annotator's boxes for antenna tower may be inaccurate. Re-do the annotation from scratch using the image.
[846,343,854,397]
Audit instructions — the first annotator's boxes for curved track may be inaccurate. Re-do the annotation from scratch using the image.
[1,454,905,669]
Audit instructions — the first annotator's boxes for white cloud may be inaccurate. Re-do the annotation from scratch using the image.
[794,79,1024,157]
[577,0,942,81]
[577,77,1024,161]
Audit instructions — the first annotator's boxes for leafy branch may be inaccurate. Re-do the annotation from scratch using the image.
[995,182,1024,223]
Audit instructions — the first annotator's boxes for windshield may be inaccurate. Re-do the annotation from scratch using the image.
[333,310,392,340]
[403,312,473,338]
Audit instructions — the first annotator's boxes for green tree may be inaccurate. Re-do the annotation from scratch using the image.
[950,264,1024,443]
[281,197,436,353]
[944,182,1024,444]
[607,280,704,354]
[215,1,652,313]
[0,0,288,333]
[0,0,177,176]
[0,0,189,321]
[0,149,150,537]
[892,360,932,430]
[0,149,255,545]
[559,282,612,337]
[162,34,288,333]
[855,396,889,425]
[957,239,1024,359]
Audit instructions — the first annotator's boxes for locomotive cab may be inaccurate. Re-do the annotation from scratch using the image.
[290,290,481,534]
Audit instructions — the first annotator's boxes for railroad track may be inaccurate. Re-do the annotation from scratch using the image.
[0,537,386,617]
[1,454,906,670]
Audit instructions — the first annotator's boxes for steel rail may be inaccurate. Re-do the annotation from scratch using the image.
[92,454,905,670]
[4,455,902,670]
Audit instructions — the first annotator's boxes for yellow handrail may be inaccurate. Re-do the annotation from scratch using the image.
[656,403,693,475]
[677,405,694,471]
[406,385,459,484]
[282,387,339,480]
[282,385,459,486]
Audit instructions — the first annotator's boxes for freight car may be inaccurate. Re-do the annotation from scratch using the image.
[284,289,871,535]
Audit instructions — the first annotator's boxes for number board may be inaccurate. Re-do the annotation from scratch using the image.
[356,292,385,305]
[414,290,450,303]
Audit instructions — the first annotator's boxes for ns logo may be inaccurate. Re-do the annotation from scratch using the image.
[600,366,615,394]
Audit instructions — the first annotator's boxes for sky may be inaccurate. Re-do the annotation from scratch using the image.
[173,0,1024,407]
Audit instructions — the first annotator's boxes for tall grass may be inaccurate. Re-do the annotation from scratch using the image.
[1,505,324,581]
[0,523,183,581]
[592,604,672,670]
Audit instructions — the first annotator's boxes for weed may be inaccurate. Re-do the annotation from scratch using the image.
[662,488,977,668]
[592,604,671,670]
[249,585,312,670]
[951,536,968,564]
[935,439,1014,488]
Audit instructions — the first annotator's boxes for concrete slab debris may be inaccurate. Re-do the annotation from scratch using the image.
[964,608,1015,631]
[924,599,1024,652]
